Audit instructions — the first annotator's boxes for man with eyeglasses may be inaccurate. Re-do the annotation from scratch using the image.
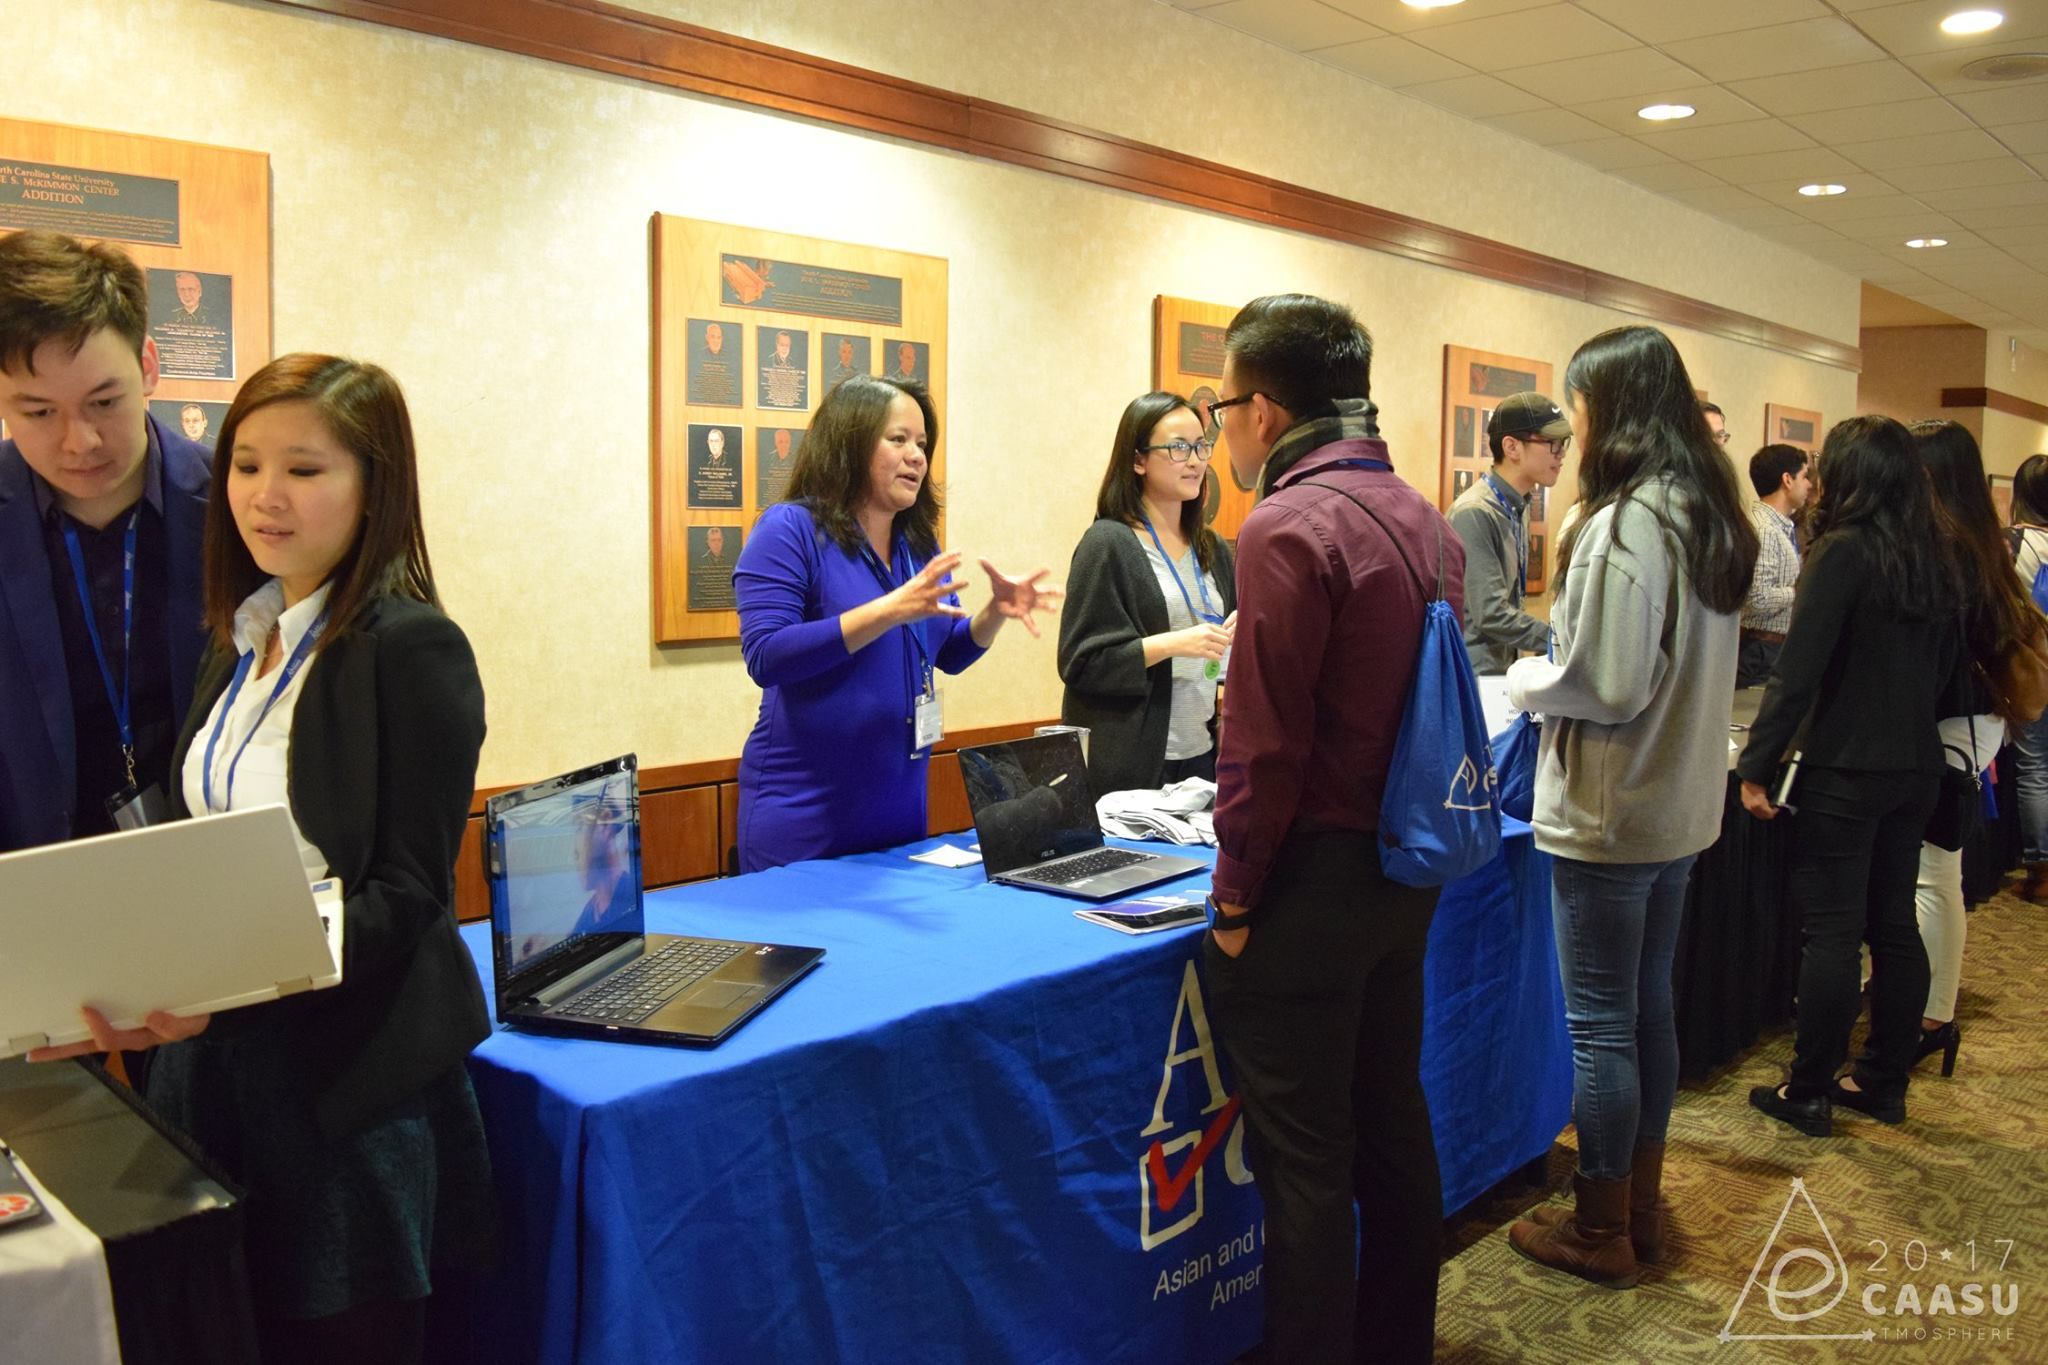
[1701,400,1729,447]
[1449,392,1570,674]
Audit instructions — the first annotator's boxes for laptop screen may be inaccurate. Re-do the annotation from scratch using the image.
[485,755,644,995]
[958,733,1102,875]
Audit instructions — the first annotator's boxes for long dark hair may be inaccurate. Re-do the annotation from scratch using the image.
[1806,415,1954,619]
[1095,391,1218,572]
[1557,326,1755,612]
[1912,420,2032,659]
[782,374,942,557]
[203,354,436,648]
[2014,453,2048,526]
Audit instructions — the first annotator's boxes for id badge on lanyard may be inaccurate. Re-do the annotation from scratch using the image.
[866,539,946,757]
[913,681,944,754]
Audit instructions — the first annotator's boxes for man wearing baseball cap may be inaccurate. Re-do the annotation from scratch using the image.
[1448,391,1571,673]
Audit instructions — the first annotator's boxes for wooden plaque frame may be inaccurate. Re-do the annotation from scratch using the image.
[1151,296,1250,542]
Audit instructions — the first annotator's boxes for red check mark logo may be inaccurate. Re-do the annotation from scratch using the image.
[1146,1096,1242,1214]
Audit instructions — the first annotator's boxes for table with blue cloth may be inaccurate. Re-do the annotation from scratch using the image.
[437,825,1569,1364]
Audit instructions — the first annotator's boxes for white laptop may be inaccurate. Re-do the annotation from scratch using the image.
[0,805,343,1058]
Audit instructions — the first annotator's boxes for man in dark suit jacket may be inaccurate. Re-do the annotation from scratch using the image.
[0,231,211,853]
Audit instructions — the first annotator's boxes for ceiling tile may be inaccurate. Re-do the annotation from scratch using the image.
[1199,0,1383,51]
[1724,59,1937,114]
[1982,224,2048,249]
[1496,45,1706,102]
[1547,135,1676,169]
[1840,127,2014,169]
[1631,118,1818,160]
[1784,97,1975,143]
[1310,34,1473,85]
[1787,190,1945,222]
[1994,120,2048,155]
[1920,179,2048,210]
[1564,84,1770,136]
[1847,0,2048,58]
[1401,72,1553,117]
[1405,4,1639,68]
[2031,152,2048,174]
[1951,200,2048,226]
[1886,157,2046,192]
[1837,211,1968,240]
[1318,0,1556,32]
[1610,161,1728,192]
[1478,106,1614,144]
[1948,83,2048,126]
[1571,0,1831,45]
[1902,37,2048,92]
[1661,17,1890,82]
[1693,147,1863,183]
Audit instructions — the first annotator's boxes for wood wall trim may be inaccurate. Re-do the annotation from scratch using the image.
[263,0,1861,373]
[1942,387,2048,424]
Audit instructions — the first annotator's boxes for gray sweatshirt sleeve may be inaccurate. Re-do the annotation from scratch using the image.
[1448,502,1550,656]
[1505,536,1666,725]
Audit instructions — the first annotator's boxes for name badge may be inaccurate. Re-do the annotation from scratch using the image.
[912,688,944,755]
[105,783,170,832]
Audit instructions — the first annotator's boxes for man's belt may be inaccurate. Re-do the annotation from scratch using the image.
[1741,628,1787,646]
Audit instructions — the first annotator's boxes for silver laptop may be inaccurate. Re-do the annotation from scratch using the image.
[485,755,823,1047]
[958,732,1208,900]
[0,805,343,1057]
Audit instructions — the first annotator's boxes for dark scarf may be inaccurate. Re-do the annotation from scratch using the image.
[1257,397,1382,498]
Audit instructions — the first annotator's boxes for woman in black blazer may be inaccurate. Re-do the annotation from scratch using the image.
[32,355,493,1362]
[1738,415,1965,1138]
[1057,392,1236,796]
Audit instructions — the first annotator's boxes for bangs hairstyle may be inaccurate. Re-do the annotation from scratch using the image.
[0,230,148,374]
[1096,392,1219,573]
[1222,294,1372,418]
[782,374,942,557]
[203,354,437,648]
[1912,419,2034,660]
[1806,414,1954,619]
[2013,452,2048,526]
[1557,325,1756,613]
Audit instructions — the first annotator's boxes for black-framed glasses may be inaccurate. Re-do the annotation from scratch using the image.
[1514,434,1572,456]
[1207,392,1263,423]
[1140,438,1215,463]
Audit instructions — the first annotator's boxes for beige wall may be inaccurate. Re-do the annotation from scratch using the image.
[8,0,1859,786]
[1857,325,1989,445]
[1983,332,2048,476]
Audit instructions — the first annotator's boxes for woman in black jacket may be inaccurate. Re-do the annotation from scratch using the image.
[1739,415,1964,1137]
[33,355,494,1361]
[1057,392,1235,796]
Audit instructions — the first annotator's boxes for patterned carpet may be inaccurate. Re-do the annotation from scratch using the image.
[1435,880,2048,1364]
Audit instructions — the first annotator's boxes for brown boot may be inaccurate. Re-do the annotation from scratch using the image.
[2024,864,2048,903]
[1510,1172,1640,1288]
[1522,1144,1669,1264]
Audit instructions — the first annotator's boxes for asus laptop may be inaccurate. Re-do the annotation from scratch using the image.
[0,805,342,1058]
[484,755,823,1046]
[958,731,1208,900]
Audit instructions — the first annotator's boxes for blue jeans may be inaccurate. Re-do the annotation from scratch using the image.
[1550,853,1696,1181]
[2015,708,2048,862]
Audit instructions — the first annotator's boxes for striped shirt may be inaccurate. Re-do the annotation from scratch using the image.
[1742,501,1799,634]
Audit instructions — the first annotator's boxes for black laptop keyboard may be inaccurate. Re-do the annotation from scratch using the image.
[563,938,746,1023]
[1030,847,1152,886]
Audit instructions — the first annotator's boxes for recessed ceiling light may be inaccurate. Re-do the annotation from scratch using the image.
[1906,237,1950,248]
[1940,9,2004,35]
[1401,0,1467,8]
[1798,183,1848,197]
[1637,103,1696,121]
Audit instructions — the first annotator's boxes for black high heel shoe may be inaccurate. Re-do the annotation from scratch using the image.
[1915,1021,1961,1078]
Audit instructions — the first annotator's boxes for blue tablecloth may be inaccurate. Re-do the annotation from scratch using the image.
[441,828,1568,1364]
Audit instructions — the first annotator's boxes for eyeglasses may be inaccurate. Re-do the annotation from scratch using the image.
[1140,438,1215,464]
[1511,434,1572,456]
[1713,430,1732,446]
[1207,392,1264,423]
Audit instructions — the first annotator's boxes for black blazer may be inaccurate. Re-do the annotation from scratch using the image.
[168,594,490,1139]
[1057,519,1236,797]
[1738,529,1961,785]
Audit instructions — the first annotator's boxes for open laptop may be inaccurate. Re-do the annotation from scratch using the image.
[484,755,823,1046]
[0,805,343,1058]
[958,731,1208,900]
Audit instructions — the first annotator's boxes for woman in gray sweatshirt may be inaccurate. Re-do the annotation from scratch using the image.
[1502,326,1757,1290]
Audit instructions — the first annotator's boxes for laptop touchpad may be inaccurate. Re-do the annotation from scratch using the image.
[683,980,760,1011]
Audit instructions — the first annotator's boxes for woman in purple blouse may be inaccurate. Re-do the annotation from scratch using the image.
[732,375,1058,872]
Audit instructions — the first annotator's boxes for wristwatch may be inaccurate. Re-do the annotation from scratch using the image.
[1205,894,1254,931]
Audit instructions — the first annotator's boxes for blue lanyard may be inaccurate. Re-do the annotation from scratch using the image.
[860,538,935,698]
[60,512,139,786]
[200,607,329,812]
[1484,471,1529,596]
[1140,517,1221,624]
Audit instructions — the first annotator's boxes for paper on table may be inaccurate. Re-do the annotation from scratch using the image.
[909,844,983,868]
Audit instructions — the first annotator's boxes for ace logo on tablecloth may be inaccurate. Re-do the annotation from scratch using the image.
[1138,961,1252,1249]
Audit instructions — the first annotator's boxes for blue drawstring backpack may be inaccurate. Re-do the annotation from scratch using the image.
[1307,482,1502,886]
[1491,711,1539,824]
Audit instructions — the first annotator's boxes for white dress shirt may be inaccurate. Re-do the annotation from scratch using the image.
[181,578,332,881]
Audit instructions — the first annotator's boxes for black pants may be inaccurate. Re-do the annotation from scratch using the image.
[1736,636,1782,689]
[1785,766,1938,1100]
[1161,748,1217,784]
[1203,830,1441,1365]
